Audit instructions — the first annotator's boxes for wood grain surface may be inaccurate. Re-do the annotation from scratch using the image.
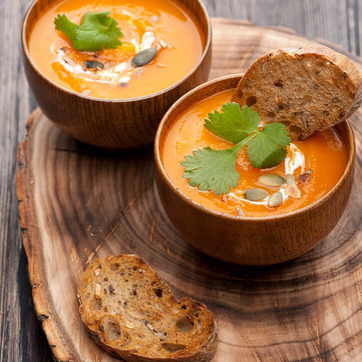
[16,19,362,361]
[1,1,361,361]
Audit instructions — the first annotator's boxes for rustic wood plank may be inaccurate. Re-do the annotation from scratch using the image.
[248,0,351,53]
[354,0,362,54]
[201,0,249,19]
[0,0,52,360]
[0,1,361,361]
[202,0,362,56]
[346,0,358,55]
[18,248,54,361]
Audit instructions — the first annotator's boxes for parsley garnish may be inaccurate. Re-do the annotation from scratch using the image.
[181,103,291,195]
[54,11,123,51]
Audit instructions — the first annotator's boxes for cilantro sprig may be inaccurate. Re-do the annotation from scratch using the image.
[181,103,291,195]
[54,11,123,51]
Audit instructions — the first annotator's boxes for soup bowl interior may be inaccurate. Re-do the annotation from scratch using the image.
[21,0,212,149]
[154,74,356,265]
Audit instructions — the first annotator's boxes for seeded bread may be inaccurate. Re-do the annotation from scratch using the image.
[78,254,217,361]
[232,45,362,140]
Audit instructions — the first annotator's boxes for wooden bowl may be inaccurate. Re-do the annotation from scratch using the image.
[21,0,212,150]
[154,74,356,265]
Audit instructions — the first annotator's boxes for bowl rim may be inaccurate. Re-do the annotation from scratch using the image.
[154,73,356,221]
[21,0,212,103]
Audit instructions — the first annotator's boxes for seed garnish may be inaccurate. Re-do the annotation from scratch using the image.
[258,174,285,187]
[84,60,104,69]
[245,188,268,201]
[300,170,313,183]
[131,47,158,67]
[268,192,283,207]
[286,183,302,198]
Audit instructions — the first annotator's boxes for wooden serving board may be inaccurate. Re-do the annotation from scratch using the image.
[17,18,361,361]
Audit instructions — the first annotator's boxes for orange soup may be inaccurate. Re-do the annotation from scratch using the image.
[162,90,348,217]
[28,0,205,99]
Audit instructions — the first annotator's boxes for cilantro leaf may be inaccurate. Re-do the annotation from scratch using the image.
[247,122,291,168]
[54,11,123,51]
[182,147,240,195]
[54,15,79,44]
[204,103,260,143]
[181,104,291,194]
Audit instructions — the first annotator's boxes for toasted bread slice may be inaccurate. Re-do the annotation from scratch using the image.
[232,45,362,140]
[78,254,217,361]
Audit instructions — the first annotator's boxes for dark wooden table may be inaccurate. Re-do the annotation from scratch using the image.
[0,1,360,361]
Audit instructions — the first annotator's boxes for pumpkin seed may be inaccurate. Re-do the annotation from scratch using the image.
[300,169,313,183]
[268,192,283,207]
[245,188,268,201]
[285,174,296,185]
[131,47,158,67]
[84,60,104,69]
[286,184,302,199]
[63,57,76,67]
[258,174,285,186]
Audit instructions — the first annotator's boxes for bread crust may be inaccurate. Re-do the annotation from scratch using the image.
[78,255,217,361]
[232,45,362,140]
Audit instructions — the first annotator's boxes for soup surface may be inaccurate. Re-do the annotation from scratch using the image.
[28,0,205,99]
[162,90,348,217]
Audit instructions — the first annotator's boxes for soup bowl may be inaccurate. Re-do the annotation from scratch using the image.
[154,74,355,265]
[22,0,212,149]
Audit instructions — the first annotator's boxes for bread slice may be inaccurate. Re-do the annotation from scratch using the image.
[232,45,362,140]
[78,254,217,361]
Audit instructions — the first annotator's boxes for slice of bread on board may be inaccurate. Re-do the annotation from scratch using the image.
[232,45,362,140]
[78,254,217,361]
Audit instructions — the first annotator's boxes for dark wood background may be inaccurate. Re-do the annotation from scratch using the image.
[0,0,361,361]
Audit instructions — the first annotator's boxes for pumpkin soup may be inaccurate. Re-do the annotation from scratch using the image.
[162,89,348,217]
[28,0,205,99]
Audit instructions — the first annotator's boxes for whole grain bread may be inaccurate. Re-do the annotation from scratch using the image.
[232,45,362,140]
[78,254,217,361]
